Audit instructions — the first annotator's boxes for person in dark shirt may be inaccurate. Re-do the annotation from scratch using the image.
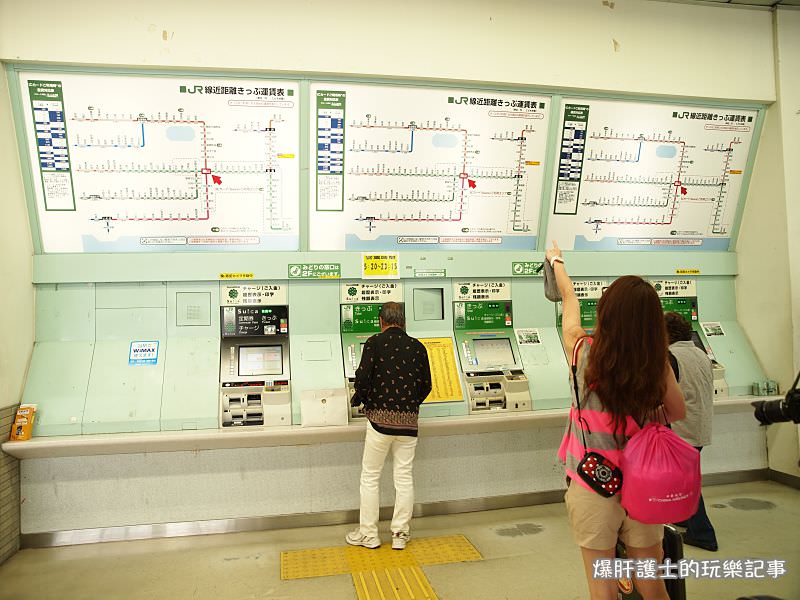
[665,312,718,552]
[345,301,432,550]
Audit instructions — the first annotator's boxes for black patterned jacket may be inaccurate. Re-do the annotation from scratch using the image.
[353,326,432,437]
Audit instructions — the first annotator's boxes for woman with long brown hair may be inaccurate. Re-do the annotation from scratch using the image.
[548,241,686,600]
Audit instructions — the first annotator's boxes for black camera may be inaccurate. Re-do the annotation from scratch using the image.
[752,371,800,425]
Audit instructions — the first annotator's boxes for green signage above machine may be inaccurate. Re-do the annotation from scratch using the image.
[288,263,341,279]
[340,303,382,334]
[660,297,698,323]
[511,262,544,277]
[561,295,697,330]
[454,301,513,330]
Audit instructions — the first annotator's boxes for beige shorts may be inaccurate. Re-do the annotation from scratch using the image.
[565,480,664,550]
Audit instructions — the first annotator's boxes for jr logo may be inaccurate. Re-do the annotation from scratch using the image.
[448,96,469,104]
[179,85,203,94]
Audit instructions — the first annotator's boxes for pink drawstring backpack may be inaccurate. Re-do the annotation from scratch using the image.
[620,421,701,524]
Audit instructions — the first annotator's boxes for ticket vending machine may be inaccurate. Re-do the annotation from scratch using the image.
[339,281,405,418]
[652,280,728,398]
[452,281,531,413]
[341,303,389,418]
[219,298,292,427]
[558,278,728,398]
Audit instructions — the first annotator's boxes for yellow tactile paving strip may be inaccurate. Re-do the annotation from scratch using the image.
[345,543,419,573]
[353,565,438,600]
[281,534,482,599]
[408,535,482,566]
[281,544,352,579]
[281,534,482,580]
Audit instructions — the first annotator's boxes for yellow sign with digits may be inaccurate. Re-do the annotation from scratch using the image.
[675,269,700,275]
[219,272,254,280]
[419,338,463,403]
[362,252,400,279]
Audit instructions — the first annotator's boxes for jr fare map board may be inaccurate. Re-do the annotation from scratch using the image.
[547,99,758,251]
[310,84,550,251]
[20,72,300,253]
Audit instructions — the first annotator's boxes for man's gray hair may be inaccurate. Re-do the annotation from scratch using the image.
[380,301,405,328]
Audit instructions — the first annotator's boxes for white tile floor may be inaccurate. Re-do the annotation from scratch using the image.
[0,480,797,600]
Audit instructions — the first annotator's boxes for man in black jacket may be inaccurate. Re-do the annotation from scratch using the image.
[346,302,432,550]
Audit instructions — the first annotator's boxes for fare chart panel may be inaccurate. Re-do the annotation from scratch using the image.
[310,84,550,251]
[547,99,758,251]
[20,72,300,253]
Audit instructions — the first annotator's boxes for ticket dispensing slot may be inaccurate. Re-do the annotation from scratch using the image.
[454,300,531,413]
[219,304,291,427]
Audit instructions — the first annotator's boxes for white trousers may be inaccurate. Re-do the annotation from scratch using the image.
[358,421,419,538]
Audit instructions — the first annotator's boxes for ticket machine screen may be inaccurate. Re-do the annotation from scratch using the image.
[222,306,289,338]
[690,331,707,354]
[238,345,283,376]
[473,338,516,367]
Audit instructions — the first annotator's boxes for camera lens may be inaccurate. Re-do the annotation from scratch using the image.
[595,464,612,483]
[752,399,787,425]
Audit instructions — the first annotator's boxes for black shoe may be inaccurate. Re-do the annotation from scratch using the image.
[682,533,718,552]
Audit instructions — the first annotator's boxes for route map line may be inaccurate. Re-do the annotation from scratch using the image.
[579,131,741,233]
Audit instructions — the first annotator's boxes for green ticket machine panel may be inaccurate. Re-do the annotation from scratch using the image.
[341,301,404,418]
[219,284,292,427]
[453,298,531,413]
[558,278,728,398]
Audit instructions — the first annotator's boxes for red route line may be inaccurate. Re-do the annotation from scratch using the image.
[349,123,469,222]
[586,134,688,227]
[73,117,211,222]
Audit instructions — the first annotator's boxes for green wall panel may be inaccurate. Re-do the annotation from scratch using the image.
[25,341,94,436]
[161,337,219,431]
[33,251,738,284]
[83,308,166,433]
[96,282,167,309]
[35,283,95,342]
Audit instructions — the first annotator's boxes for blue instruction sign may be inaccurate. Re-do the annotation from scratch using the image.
[129,340,159,365]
